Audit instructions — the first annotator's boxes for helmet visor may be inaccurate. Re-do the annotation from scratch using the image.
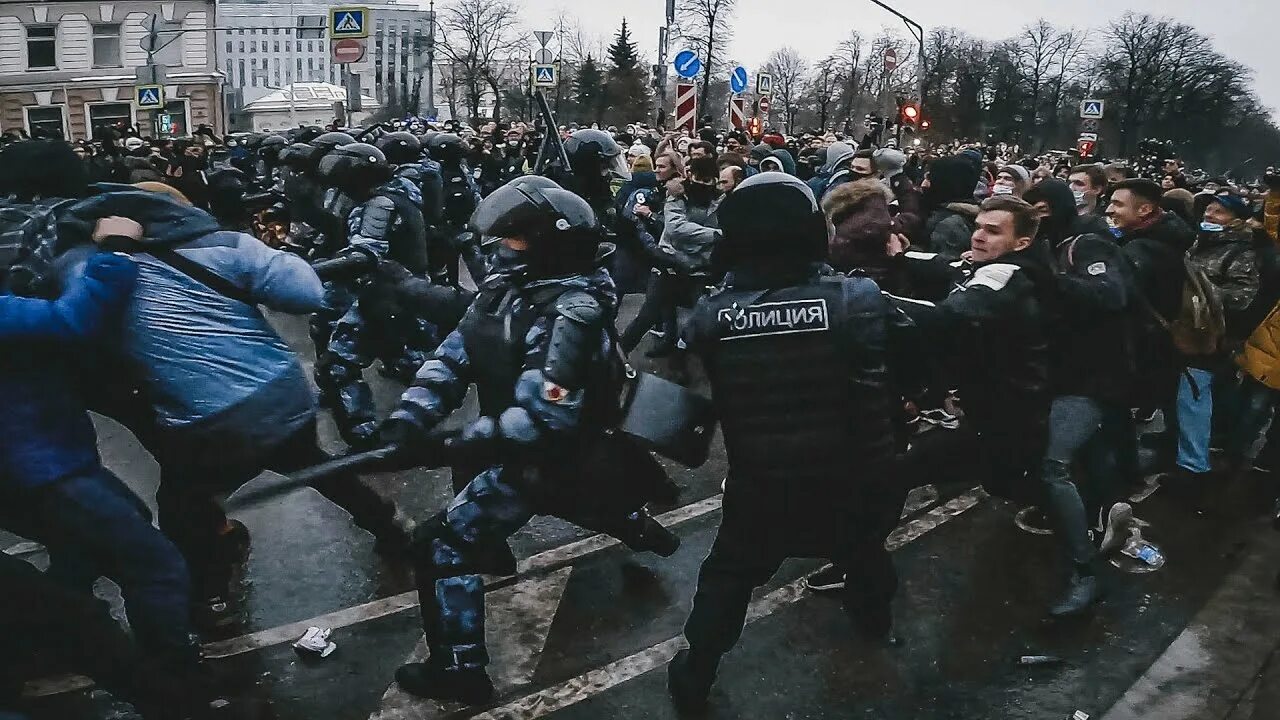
[606,151,631,182]
[471,184,543,239]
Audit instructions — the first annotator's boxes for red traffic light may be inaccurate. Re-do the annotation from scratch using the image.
[920,118,931,130]
[903,105,919,120]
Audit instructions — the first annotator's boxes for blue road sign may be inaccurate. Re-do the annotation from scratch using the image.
[135,84,164,108]
[532,64,557,87]
[730,66,748,94]
[673,50,701,79]
[329,7,369,39]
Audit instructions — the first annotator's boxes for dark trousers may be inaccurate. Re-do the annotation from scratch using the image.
[0,471,196,661]
[620,270,680,353]
[0,553,198,719]
[154,421,396,595]
[683,507,899,663]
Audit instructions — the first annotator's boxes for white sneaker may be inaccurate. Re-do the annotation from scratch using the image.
[1099,502,1136,556]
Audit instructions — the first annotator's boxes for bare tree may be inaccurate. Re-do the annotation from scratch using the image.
[436,0,525,123]
[804,62,841,130]
[674,0,736,111]
[764,46,807,132]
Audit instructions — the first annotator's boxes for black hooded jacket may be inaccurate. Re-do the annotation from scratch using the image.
[922,155,981,258]
[1026,179,1133,402]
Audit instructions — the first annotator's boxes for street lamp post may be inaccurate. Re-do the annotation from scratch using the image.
[866,0,924,108]
[426,0,436,119]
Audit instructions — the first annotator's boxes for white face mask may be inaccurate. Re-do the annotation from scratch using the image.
[992,184,1015,196]
[1200,221,1224,232]
[1072,189,1088,207]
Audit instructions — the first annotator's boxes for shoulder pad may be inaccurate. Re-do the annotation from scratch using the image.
[554,291,604,324]
[966,263,1020,291]
[366,194,396,213]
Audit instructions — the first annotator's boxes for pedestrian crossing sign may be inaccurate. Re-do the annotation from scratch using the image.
[134,84,164,108]
[532,64,557,88]
[329,6,369,39]
[1080,99,1105,119]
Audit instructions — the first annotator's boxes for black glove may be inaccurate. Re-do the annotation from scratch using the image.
[377,416,421,449]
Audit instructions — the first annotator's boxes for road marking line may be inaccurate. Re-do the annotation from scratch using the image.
[203,495,725,659]
[375,489,986,720]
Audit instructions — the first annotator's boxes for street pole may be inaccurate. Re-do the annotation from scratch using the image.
[426,0,436,119]
[287,0,297,127]
[866,0,924,107]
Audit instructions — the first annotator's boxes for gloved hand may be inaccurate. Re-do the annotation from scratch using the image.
[377,416,421,449]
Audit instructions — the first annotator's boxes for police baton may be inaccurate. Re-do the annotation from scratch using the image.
[311,253,372,280]
[224,444,403,510]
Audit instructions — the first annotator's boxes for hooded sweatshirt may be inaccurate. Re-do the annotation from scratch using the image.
[923,155,981,258]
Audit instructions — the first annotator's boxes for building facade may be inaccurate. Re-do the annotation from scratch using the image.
[217,0,431,126]
[239,82,378,131]
[0,0,223,140]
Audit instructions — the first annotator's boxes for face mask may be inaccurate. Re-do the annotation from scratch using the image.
[1200,221,1224,232]
[507,140,520,149]
[684,182,719,205]
[992,184,1014,196]
[1073,189,1088,207]
[490,243,528,275]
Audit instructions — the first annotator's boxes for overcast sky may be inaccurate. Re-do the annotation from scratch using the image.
[511,0,1279,123]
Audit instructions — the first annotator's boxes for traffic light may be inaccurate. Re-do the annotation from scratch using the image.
[898,98,920,127]
[920,117,931,131]
[651,64,662,90]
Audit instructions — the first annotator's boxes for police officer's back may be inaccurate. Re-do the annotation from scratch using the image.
[669,173,908,712]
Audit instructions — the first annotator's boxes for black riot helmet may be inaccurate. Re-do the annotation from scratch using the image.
[376,131,422,165]
[426,133,465,164]
[259,134,288,162]
[563,128,630,181]
[472,176,601,277]
[278,142,324,171]
[312,131,355,152]
[416,131,439,149]
[714,172,828,269]
[471,175,564,249]
[317,142,392,194]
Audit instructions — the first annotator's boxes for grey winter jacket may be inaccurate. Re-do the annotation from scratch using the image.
[926,202,980,259]
[658,196,721,272]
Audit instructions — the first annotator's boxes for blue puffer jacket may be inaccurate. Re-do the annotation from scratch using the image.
[1,253,137,490]
[58,190,325,454]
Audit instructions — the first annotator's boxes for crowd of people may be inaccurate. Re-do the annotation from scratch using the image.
[2,111,1280,719]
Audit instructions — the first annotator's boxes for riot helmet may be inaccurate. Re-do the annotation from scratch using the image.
[376,131,423,165]
[415,131,439,149]
[471,175,563,250]
[564,128,630,182]
[715,172,828,269]
[471,176,601,277]
[278,142,324,170]
[313,131,356,152]
[259,134,288,163]
[317,142,392,194]
[427,133,465,164]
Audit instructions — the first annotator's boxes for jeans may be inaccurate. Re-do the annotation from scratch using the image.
[1224,375,1276,461]
[0,471,196,662]
[1038,396,1125,568]
[1177,368,1216,473]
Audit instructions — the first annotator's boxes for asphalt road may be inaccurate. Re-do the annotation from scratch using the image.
[10,297,1280,720]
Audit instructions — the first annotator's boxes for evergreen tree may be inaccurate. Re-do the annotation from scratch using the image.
[575,55,604,124]
[604,19,651,125]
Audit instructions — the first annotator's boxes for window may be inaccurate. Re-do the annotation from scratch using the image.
[296,58,302,75]
[250,58,259,86]
[25,106,65,139]
[237,28,244,35]
[273,41,279,53]
[239,41,245,52]
[87,103,132,138]
[92,23,121,67]
[225,40,232,54]
[26,25,56,69]
[272,28,280,35]
[306,41,314,52]
[250,40,257,53]
[225,59,232,77]
[238,59,245,84]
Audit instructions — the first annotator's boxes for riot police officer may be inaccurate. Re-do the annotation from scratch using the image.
[667,173,912,712]
[426,132,481,286]
[379,177,679,704]
[313,142,431,447]
[553,128,631,223]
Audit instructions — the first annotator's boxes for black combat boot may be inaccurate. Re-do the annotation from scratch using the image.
[667,649,719,714]
[394,661,494,705]
[617,509,681,557]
